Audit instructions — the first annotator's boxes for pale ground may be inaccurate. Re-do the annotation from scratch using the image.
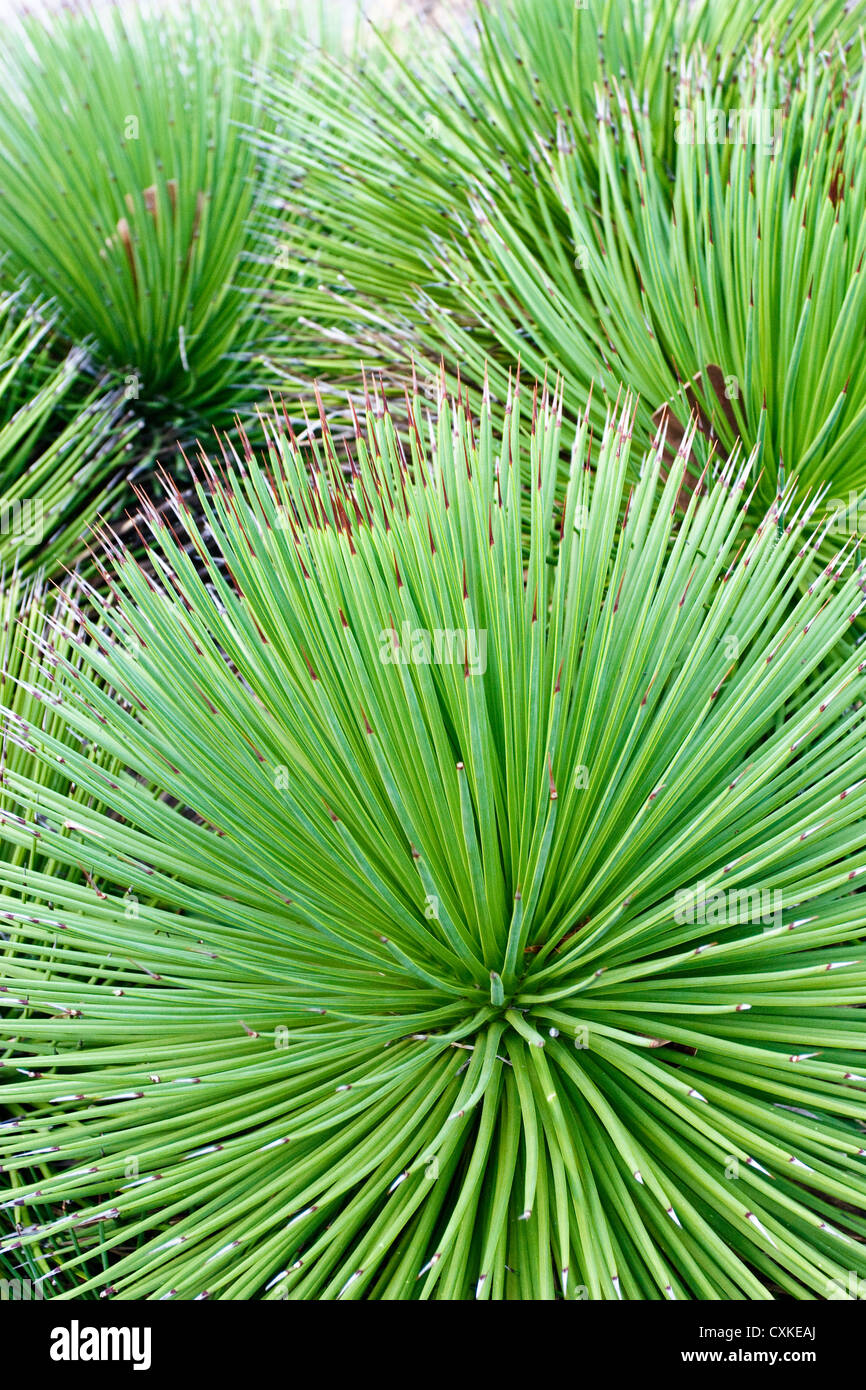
[0,0,467,61]
[0,0,456,21]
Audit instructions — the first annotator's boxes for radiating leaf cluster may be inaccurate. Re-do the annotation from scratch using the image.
[552,47,866,513]
[0,1,279,426]
[260,0,864,443]
[1,383,865,1298]
[0,0,381,427]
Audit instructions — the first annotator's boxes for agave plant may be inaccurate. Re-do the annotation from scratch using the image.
[261,0,863,418]
[0,291,142,577]
[552,46,866,519]
[460,0,861,173]
[0,2,259,426]
[0,0,377,575]
[0,0,350,433]
[1,378,866,1300]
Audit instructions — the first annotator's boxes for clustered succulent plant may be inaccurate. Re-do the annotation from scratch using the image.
[268,1,865,508]
[0,0,366,579]
[3,390,866,1299]
[1,0,865,1303]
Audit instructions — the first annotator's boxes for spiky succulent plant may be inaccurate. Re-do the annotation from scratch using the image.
[0,571,122,1294]
[260,0,864,422]
[1,379,866,1300]
[552,47,866,515]
[0,0,379,575]
[0,291,142,577]
[0,0,362,435]
[0,1,275,428]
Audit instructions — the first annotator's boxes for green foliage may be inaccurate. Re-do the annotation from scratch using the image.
[547,49,866,513]
[0,0,377,578]
[1,384,866,1299]
[261,0,864,433]
[0,0,864,1308]
[0,2,275,427]
[0,0,368,435]
[1,574,119,1295]
[0,292,141,576]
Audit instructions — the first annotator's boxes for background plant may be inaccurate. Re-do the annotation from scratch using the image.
[260,0,864,431]
[0,290,142,576]
[0,0,383,578]
[0,1,282,428]
[1,383,865,1298]
[553,47,866,516]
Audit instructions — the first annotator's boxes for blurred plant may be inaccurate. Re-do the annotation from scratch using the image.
[0,0,386,576]
[0,0,286,429]
[0,290,142,576]
[1,381,865,1299]
[259,0,863,425]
